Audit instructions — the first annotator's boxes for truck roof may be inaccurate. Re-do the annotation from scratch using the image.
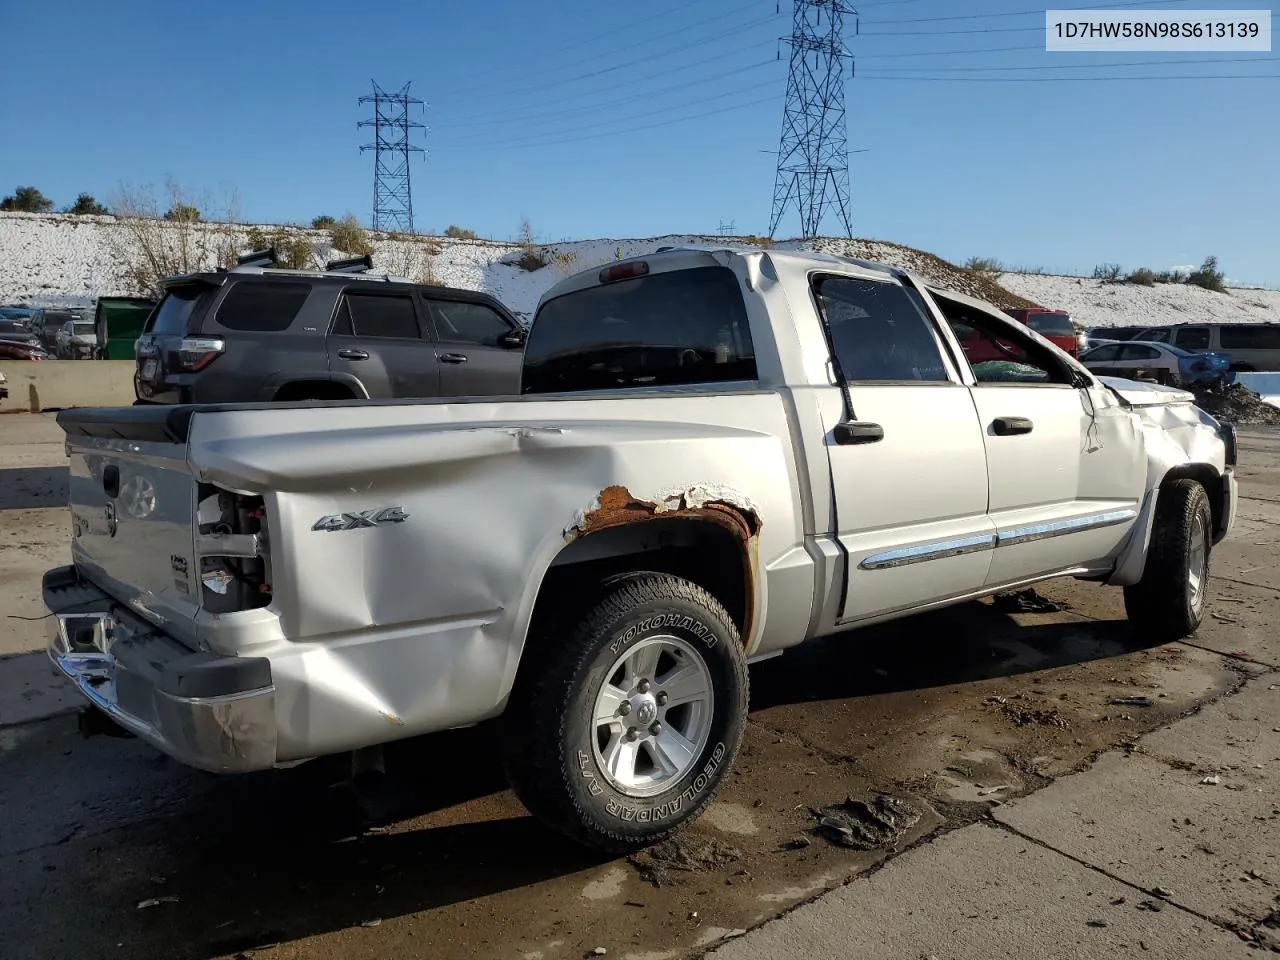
[535,245,908,312]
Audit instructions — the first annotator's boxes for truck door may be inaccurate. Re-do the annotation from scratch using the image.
[928,293,1144,586]
[813,274,996,624]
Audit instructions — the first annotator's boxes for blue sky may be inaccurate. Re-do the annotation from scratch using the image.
[1,0,1276,284]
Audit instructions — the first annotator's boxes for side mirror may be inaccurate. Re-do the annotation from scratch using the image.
[500,329,527,349]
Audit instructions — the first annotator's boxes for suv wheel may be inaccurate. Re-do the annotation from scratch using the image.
[1124,479,1212,642]
[502,573,748,853]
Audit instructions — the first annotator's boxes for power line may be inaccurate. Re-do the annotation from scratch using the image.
[861,0,1200,26]
[435,47,774,127]
[432,2,750,96]
[857,72,1280,81]
[438,61,775,131]
[442,14,778,106]
[860,43,1044,58]
[439,78,782,149]
[867,56,1279,73]
[433,93,783,153]
[862,25,1044,36]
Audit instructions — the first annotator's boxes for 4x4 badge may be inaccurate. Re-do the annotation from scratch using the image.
[311,506,410,532]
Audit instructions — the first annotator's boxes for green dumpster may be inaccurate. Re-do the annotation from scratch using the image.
[93,296,156,360]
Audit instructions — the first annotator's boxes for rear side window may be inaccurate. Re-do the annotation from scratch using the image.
[1120,344,1160,360]
[1174,326,1210,350]
[332,292,421,340]
[1220,326,1280,350]
[430,300,513,346]
[814,276,949,382]
[523,265,755,394]
[146,287,204,335]
[215,281,310,332]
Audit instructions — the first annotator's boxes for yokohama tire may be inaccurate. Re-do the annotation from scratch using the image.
[1124,478,1212,643]
[502,573,749,853]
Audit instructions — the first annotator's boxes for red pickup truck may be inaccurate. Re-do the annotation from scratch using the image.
[956,306,1078,364]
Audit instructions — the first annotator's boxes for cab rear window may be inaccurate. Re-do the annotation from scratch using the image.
[522,265,756,394]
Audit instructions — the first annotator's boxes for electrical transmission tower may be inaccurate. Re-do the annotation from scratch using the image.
[358,81,426,233]
[768,1,856,240]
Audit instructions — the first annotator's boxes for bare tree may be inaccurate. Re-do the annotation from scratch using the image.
[107,180,243,296]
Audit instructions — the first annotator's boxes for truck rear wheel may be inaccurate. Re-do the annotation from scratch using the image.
[1124,479,1212,643]
[502,573,748,853]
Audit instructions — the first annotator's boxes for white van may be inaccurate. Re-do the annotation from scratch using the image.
[1132,323,1280,372]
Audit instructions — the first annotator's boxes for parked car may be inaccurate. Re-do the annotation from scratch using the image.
[56,318,98,359]
[1130,323,1280,372]
[1003,307,1078,356]
[0,339,48,361]
[93,296,156,360]
[0,318,40,346]
[0,305,36,328]
[134,252,527,403]
[1085,325,1149,345]
[31,309,89,350]
[1079,341,1235,387]
[0,370,7,399]
[45,247,1236,852]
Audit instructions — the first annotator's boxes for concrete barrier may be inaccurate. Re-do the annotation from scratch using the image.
[0,360,135,413]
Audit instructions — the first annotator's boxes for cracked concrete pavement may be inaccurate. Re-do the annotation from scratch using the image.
[1,415,1277,959]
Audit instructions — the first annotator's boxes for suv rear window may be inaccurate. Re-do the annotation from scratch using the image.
[522,265,755,394]
[1025,312,1073,337]
[146,288,204,335]
[215,281,310,332]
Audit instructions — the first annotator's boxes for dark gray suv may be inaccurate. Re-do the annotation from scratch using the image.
[134,256,528,404]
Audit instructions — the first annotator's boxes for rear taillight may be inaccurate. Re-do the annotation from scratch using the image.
[179,336,225,371]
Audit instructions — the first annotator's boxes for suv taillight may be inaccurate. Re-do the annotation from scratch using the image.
[179,336,225,371]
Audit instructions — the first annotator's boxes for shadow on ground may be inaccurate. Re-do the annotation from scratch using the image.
[2,597,1159,960]
[0,465,68,510]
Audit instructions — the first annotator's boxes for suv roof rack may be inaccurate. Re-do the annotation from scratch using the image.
[325,254,374,274]
[237,248,277,268]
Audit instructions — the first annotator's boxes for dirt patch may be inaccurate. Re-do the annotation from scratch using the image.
[628,836,742,887]
[811,794,922,851]
[992,588,1066,613]
[1192,381,1280,425]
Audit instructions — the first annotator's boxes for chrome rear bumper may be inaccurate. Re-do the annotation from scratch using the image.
[44,566,277,773]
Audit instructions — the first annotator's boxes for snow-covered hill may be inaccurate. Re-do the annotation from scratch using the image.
[1,212,1275,330]
[999,272,1280,330]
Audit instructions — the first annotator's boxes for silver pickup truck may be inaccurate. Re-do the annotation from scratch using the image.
[45,247,1238,851]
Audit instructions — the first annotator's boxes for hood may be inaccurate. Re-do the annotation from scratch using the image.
[1097,376,1194,408]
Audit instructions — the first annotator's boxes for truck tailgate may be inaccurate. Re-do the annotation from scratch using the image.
[60,407,204,645]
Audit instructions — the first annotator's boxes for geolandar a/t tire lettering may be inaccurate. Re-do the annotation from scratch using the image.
[502,573,749,853]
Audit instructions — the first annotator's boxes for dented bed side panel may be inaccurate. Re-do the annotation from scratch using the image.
[182,392,813,761]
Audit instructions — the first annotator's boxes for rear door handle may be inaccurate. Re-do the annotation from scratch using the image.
[440,353,469,364]
[336,348,369,361]
[833,421,884,445]
[992,416,1034,436]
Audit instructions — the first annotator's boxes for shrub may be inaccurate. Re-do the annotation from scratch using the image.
[515,217,547,271]
[445,224,477,239]
[0,185,54,213]
[1187,255,1226,293]
[67,193,109,216]
[1154,268,1189,284]
[328,214,373,256]
[164,203,200,223]
[1092,263,1122,281]
[245,226,270,251]
[1126,267,1156,287]
[965,256,1003,276]
[311,214,337,230]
